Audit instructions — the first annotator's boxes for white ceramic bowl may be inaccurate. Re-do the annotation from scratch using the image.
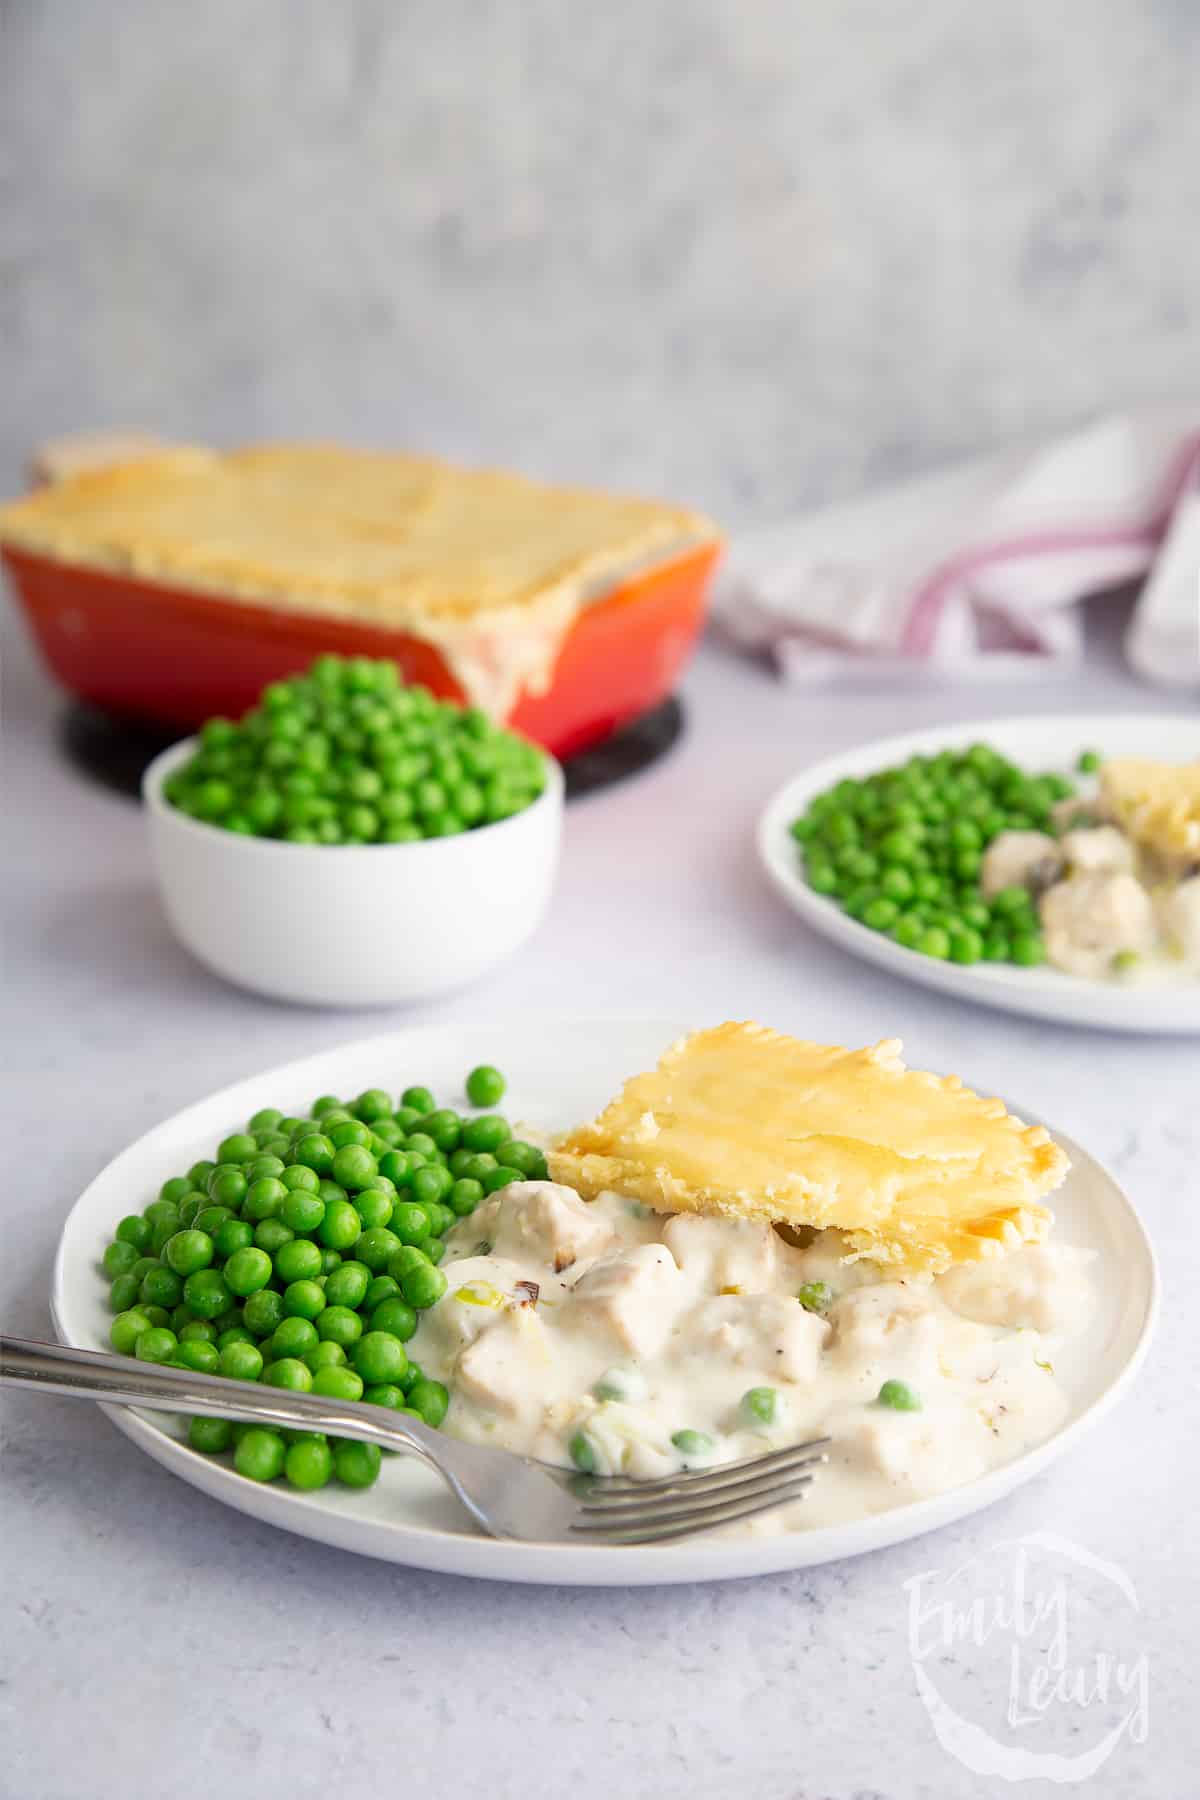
[143,739,563,1006]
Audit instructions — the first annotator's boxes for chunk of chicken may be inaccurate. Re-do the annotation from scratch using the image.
[661,1214,794,1296]
[416,1255,550,1362]
[1039,872,1157,978]
[980,831,1063,898]
[1160,874,1200,969]
[938,1244,1094,1335]
[453,1304,556,1422]
[827,1283,942,1377]
[1060,825,1135,876]
[564,1243,688,1357]
[686,1293,829,1383]
[475,1180,615,1275]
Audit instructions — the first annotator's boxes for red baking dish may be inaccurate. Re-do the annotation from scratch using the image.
[2,539,722,759]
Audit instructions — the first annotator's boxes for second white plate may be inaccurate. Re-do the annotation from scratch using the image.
[758,714,1200,1034]
[52,1018,1157,1585]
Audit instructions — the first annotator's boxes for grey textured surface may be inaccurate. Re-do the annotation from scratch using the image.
[3,0,1199,519]
[2,600,1197,1798]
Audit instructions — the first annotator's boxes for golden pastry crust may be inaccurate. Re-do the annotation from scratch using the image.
[549,1022,1067,1275]
[1100,758,1200,866]
[0,443,717,626]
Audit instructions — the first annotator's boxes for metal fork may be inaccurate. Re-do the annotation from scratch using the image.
[1,1335,828,1546]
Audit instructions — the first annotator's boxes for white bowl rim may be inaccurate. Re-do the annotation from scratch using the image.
[142,734,563,859]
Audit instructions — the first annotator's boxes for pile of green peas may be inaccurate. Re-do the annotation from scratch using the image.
[790,743,1084,967]
[163,654,549,843]
[100,1061,547,1493]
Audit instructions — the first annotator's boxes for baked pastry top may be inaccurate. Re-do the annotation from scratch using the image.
[549,1022,1067,1274]
[1100,758,1200,866]
[0,443,718,626]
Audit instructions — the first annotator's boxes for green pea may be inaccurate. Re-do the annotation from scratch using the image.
[182,1269,233,1319]
[282,1279,327,1321]
[569,1431,598,1473]
[158,1176,193,1206]
[329,1118,373,1150]
[331,1144,377,1192]
[192,1204,234,1238]
[354,1187,395,1230]
[243,1176,287,1222]
[218,1133,257,1164]
[234,1428,286,1482]
[281,1162,320,1193]
[110,1308,154,1355]
[220,1340,264,1381]
[210,1218,250,1261]
[370,1297,418,1341]
[352,1331,408,1387]
[285,1438,334,1490]
[401,1085,437,1114]
[798,1281,833,1313]
[186,1161,217,1190]
[263,1357,313,1393]
[877,1379,922,1411]
[140,1263,183,1309]
[163,1229,215,1278]
[332,1440,381,1489]
[108,1272,141,1313]
[134,1327,178,1364]
[173,1339,220,1374]
[1076,749,1101,773]
[312,1363,364,1402]
[949,928,984,964]
[461,1114,510,1154]
[189,1417,234,1455]
[364,1274,401,1310]
[242,1289,286,1338]
[493,1141,548,1181]
[102,1239,140,1280]
[224,1246,273,1297]
[269,1317,320,1360]
[115,1214,153,1252]
[274,1237,323,1284]
[483,1165,523,1195]
[205,1165,247,1208]
[1011,933,1045,966]
[324,1260,371,1309]
[254,1219,294,1256]
[400,1260,447,1312]
[293,1132,336,1175]
[741,1387,778,1426]
[305,1339,348,1373]
[316,1305,364,1348]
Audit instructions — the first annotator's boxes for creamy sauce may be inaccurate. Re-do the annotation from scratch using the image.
[411,1181,1094,1536]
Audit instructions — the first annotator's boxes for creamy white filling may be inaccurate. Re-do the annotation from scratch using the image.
[410,1181,1095,1537]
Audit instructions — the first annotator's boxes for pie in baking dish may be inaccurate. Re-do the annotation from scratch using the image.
[549,1022,1067,1274]
[0,444,719,717]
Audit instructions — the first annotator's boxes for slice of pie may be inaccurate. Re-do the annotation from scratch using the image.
[549,1022,1067,1274]
[1100,758,1200,868]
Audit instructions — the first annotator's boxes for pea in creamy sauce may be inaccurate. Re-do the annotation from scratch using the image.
[411,1181,1094,1536]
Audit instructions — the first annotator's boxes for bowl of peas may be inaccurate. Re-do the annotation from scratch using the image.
[143,655,563,1005]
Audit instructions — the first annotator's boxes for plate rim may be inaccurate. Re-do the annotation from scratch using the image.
[51,1018,1160,1586]
[756,712,1200,1035]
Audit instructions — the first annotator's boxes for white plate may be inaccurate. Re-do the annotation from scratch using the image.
[52,1019,1157,1586]
[758,714,1200,1034]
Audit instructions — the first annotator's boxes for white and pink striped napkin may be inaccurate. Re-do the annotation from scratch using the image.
[717,410,1200,689]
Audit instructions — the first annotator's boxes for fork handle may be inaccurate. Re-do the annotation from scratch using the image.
[0,1333,445,1471]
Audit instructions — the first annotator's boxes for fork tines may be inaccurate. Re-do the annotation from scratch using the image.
[570,1436,830,1545]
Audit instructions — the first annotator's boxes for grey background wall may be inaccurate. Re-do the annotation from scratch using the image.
[3,0,1198,525]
